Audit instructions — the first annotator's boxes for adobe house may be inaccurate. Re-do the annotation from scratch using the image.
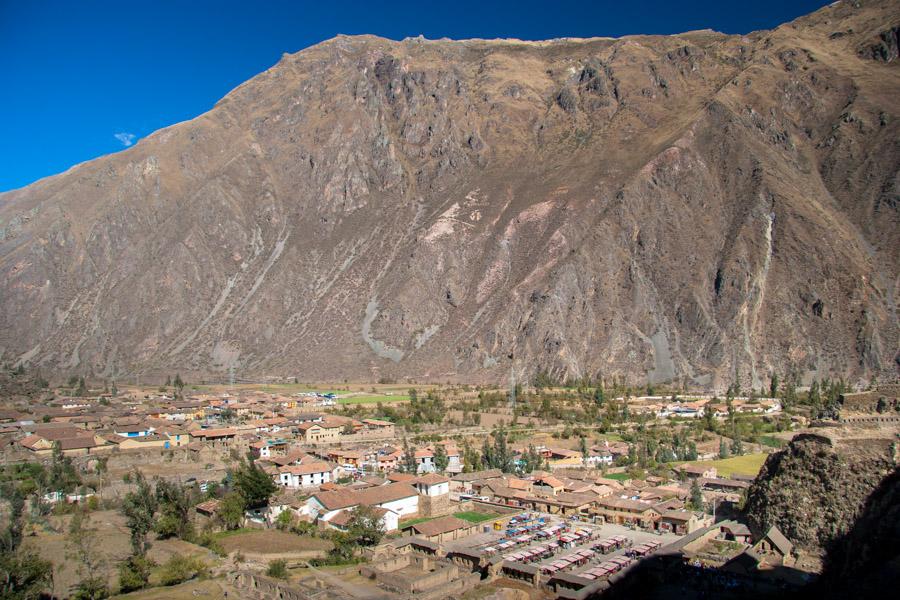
[753,526,794,565]
[402,515,478,543]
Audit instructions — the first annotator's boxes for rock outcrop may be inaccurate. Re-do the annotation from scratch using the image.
[744,430,898,549]
[1,0,898,385]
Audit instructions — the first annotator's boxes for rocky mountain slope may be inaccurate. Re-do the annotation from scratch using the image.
[1,0,898,384]
[815,463,900,598]
[744,429,898,549]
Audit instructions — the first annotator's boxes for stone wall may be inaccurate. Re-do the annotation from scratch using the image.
[840,384,900,413]
[227,570,336,600]
[419,491,450,517]
[360,552,480,599]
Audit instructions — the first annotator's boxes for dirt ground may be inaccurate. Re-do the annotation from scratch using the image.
[22,510,216,598]
[218,529,332,555]
[113,578,237,599]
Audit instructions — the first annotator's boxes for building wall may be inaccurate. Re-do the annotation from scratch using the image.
[380,495,418,517]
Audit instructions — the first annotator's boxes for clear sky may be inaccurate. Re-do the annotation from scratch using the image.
[0,0,831,192]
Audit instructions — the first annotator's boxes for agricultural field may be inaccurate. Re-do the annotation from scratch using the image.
[680,453,770,478]
[186,381,438,396]
[215,529,331,556]
[336,394,410,405]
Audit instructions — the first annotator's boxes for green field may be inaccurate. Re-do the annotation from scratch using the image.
[337,394,410,405]
[399,516,435,528]
[454,511,498,523]
[601,472,630,482]
[680,453,769,478]
[758,435,786,449]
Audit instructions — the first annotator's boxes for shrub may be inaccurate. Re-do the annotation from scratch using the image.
[194,530,226,556]
[118,555,155,593]
[158,553,207,586]
[266,559,288,579]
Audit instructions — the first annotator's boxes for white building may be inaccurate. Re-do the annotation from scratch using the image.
[304,482,419,531]
[412,473,450,497]
[276,461,335,489]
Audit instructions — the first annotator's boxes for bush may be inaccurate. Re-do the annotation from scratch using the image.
[266,559,288,579]
[194,530,226,556]
[158,553,207,586]
[118,555,155,593]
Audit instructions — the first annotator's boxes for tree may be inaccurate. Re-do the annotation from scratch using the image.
[401,436,418,474]
[579,436,589,464]
[769,373,779,399]
[173,374,184,391]
[462,440,481,473]
[433,444,449,473]
[48,442,82,493]
[274,509,294,531]
[232,457,276,509]
[685,442,698,461]
[718,438,730,459]
[347,505,385,547]
[154,480,193,540]
[519,445,544,474]
[67,511,110,600]
[0,479,53,599]
[689,479,704,511]
[218,492,245,530]
[76,376,89,397]
[110,381,118,397]
[0,548,53,599]
[731,436,743,456]
[120,471,158,556]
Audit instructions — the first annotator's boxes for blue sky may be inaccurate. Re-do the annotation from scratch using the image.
[0,0,831,192]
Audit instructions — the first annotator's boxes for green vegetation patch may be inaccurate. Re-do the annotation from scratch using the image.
[681,453,769,477]
[399,516,435,528]
[601,472,630,481]
[337,395,410,405]
[758,435,786,448]
[454,511,497,523]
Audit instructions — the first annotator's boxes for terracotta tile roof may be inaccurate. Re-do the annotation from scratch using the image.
[409,516,472,537]
[195,499,220,514]
[57,436,100,450]
[451,469,502,482]
[278,462,333,475]
[313,482,417,511]
[18,434,45,450]
[413,473,449,486]
[189,428,237,438]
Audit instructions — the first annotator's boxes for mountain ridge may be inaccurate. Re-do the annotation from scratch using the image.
[1,0,898,386]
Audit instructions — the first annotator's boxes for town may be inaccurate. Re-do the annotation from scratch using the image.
[2,368,895,599]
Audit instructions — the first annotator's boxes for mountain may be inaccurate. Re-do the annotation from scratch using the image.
[1,0,898,385]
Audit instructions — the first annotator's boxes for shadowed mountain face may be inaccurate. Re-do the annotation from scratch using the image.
[1,1,898,384]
